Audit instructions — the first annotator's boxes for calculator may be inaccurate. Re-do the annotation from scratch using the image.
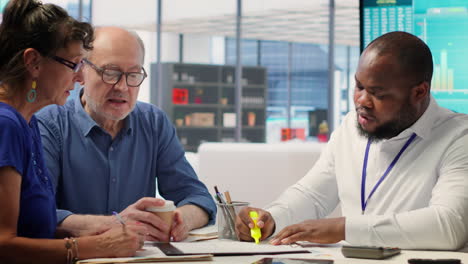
[341,245,401,259]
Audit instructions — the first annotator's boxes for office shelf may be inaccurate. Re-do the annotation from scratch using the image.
[151,63,267,151]
[176,126,218,130]
[173,104,220,108]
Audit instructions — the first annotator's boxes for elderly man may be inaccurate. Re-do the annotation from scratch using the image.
[236,31,468,250]
[37,27,215,241]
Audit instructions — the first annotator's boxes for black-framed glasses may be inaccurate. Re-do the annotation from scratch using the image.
[52,55,84,73]
[83,59,147,87]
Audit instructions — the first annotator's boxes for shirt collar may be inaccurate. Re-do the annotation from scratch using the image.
[391,95,441,141]
[74,88,134,137]
[124,113,133,135]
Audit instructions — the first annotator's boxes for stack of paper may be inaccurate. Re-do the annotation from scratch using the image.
[77,255,212,264]
[157,240,310,256]
[77,245,212,264]
[185,224,218,242]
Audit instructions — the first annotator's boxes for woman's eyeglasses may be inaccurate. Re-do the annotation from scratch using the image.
[52,55,84,73]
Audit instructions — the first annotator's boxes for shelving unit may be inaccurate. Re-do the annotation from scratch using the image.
[150,63,267,152]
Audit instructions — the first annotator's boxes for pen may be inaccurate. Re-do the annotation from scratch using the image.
[224,191,232,204]
[224,191,237,223]
[214,186,227,204]
[112,211,126,225]
[214,186,237,237]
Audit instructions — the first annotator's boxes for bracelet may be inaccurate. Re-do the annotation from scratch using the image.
[64,238,73,264]
[64,237,79,264]
[71,238,79,262]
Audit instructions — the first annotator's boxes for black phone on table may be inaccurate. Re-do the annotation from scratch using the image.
[408,258,461,264]
[251,257,333,264]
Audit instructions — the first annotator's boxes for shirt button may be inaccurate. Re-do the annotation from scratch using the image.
[110,147,114,152]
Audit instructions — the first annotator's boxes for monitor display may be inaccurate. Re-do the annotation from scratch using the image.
[0,0,8,23]
[361,0,468,113]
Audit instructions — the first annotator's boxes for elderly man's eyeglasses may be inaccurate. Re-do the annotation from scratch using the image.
[52,55,84,73]
[83,59,147,87]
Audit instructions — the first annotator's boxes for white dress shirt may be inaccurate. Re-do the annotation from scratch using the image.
[266,97,468,250]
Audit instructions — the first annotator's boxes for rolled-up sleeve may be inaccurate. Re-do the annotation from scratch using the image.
[155,112,216,224]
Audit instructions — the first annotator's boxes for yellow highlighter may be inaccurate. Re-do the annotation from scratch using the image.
[249,211,261,244]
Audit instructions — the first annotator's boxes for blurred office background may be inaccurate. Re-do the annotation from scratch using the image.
[4,1,465,150]
[7,0,357,148]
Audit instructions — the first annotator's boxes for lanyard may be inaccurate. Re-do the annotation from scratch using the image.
[361,133,417,214]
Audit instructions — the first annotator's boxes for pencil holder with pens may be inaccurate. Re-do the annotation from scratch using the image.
[216,201,249,240]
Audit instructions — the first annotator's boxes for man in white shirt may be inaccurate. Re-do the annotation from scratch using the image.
[236,31,468,250]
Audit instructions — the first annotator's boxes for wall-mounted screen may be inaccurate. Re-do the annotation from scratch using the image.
[361,0,468,113]
[0,0,9,23]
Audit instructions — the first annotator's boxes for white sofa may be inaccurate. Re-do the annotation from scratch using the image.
[196,142,325,208]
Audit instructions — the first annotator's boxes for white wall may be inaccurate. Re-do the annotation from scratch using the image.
[211,36,226,65]
[92,0,156,29]
[134,31,180,103]
[163,0,329,21]
[183,34,212,64]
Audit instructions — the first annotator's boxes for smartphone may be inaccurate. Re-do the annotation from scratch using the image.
[408,259,461,264]
[341,245,401,259]
[252,257,333,264]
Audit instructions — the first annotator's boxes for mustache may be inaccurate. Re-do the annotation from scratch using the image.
[107,93,128,100]
[355,107,375,118]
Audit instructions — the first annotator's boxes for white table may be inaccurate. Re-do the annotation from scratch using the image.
[163,225,468,264]
[81,225,468,264]
[130,246,468,264]
[200,249,468,264]
[133,239,468,264]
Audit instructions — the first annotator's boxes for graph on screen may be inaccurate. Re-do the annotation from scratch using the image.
[0,0,8,23]
[361,0,468,113]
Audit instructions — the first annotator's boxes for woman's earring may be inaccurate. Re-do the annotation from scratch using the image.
[26,80,37,103]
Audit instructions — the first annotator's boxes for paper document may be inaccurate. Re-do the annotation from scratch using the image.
[154,240,311,256]
[184,224,218,242]
[188,224,217,237]
[77,245,212,263]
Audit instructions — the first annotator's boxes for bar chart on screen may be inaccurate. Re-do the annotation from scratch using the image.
[362,0,468,114]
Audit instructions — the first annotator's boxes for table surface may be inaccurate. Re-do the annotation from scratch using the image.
[169,226,468,264]
[132,241,468,264]
[200,249,468,264]
[129,248,468,264]
[82,224,468,264]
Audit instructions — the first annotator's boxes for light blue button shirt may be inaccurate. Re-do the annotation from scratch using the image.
[36,89,216,224]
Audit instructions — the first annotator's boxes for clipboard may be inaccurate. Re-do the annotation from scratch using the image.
[152,241,310,256]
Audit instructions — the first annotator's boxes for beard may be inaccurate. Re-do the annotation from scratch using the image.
[356,98,417,142]
[84,92,131,121]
